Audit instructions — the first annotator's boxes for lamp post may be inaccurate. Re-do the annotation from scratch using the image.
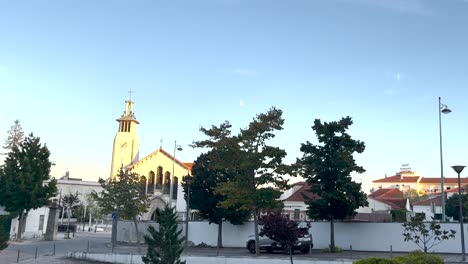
[183,175,193,246]
[170,141,183,208]
[452,165,466,261]
[439,97,451,222]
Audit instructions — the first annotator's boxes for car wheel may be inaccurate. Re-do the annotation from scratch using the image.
[248,241,256,253]
[266,247,273,253]
[300,247,310,254]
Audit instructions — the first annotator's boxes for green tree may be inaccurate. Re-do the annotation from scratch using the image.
[182,151,250,253]
[403,189,428,204]
[193,107,290,255]
[62,191,80,237]
[0,133,57,240]
[445,193,468,221]
[297,117,368,252]
[142,206,186,264]
[2,119,24,153]
[92,169,149,246]
[258,212,310,264]
[402,215,455,253]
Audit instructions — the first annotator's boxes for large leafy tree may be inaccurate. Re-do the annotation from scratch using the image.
[92,169,149,246]
[142,206,185,264]
[297,117,368,252]
[2,119,24,153]
[259,213,310,264]
[182,151,250,253]
[62,191,81,236]
[446,193,468,221]
[193,107,290,255]
[0,133,57,240]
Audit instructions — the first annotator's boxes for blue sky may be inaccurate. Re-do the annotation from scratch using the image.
[1,0,468,193]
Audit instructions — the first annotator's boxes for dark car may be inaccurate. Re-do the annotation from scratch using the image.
[246,228,313,254]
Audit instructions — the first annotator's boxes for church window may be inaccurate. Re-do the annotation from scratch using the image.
[140,176,147,194]
[172,176,178,200]
[156,167,163,190]
[148,171,155,194]
[164,172,171,194]
[128,122,132,132]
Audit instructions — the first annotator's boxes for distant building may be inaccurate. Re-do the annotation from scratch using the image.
[9,176,102,239]
[109,98,192,220]
[280,182,317,221]
[412,195,446,221]
[371,167,468,194]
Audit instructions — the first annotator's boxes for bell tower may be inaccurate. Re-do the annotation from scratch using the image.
[110,93,140,178]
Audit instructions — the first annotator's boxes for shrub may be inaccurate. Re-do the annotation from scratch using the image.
[354,257,396,264]
[322,246,342,253]
[393,251,443,264]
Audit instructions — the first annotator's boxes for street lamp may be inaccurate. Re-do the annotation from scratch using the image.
[439,97,451,222]
[183,175,194,246]
[452,165,466,261]
[170,141,183,208]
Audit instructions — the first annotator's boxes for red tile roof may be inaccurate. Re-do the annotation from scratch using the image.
[447,184,468,193]
[373,175,420,183]
[373,175,468,184]
[374,198,407,210]
[368,188,403,199]
[413,196,442,206]
[182,162,194,170]
[284,182,319,202]
[419,178,468,184]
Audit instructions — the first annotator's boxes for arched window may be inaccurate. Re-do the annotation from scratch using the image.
[140,176,147,195]
[172,176,178,200]
[164,172,171,194]
[156,166,163,190]
[148,171,155,194]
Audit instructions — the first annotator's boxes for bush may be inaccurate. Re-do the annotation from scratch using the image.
[322,246,342,253]
[354,257,396,264]
[393,251,443,264]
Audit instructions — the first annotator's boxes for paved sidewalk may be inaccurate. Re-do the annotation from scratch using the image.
[2,232,467,263]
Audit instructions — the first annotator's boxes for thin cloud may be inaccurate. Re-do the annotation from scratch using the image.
[240,100,245,107]
[232,68,259,76]
[395,72,403,82]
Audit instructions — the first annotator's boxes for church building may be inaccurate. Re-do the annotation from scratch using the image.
[110,97,193,220]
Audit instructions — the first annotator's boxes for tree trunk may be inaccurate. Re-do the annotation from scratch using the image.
[216,221,222,256]
[330,218,335,252]
[67,208,71,238]
[16,210,27,240]
[133,216,141,253]
[289,245,294,264]
[253,209,260,256]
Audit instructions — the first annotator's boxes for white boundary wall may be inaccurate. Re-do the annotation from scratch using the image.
[187,221,466,253]
[117,220,468,253]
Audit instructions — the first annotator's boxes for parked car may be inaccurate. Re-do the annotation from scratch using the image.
[246,228,313,254]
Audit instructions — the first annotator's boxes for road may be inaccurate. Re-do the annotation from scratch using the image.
[0,232,111,264]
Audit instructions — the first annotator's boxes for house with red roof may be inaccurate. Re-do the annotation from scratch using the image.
[280,182,318,221]
[372,168,468,195]
[412,195,445,221]
[355,188,409,221]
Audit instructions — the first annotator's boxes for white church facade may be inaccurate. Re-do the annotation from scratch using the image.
[109,98,193,220]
